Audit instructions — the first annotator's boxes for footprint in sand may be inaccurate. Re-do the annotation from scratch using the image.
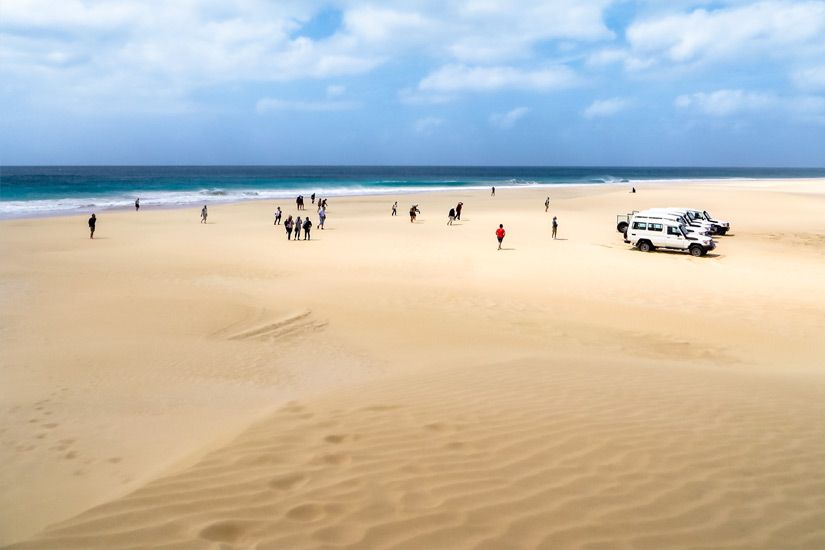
[324,434,356,444]
[269,473,309,491]
[199,520,256,543]
[286,503,327,522]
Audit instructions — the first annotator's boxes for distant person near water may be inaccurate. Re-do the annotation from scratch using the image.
[274,207,282,225]
[201,205,208,223]
[456,202,463,220]
[392,201,397,216]
[88,213,97,238]
[631,187,636,193]
[135,198,140,211]
[311,193,316,204]
[552,216,558,239]
[410,205,420,223]
[448,207,456,225]
[285,215,294,240]
[545,197,550,212]
[496,224,505,250]
[294,216,302,240]
[491,186,496,196]
[318,207,326,229]
[302,217,312,240]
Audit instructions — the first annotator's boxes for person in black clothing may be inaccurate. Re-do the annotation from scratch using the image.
[284,215,294,240]
[88,213,97,238]
[447,207,456,225]
[456,202,463,220]
[303,217,312,240]
[135,198,140,211]
[311,193,316,204]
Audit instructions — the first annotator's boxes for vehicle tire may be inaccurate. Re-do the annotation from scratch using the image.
[617,221,628,233]
[718,228,728,236]
[639,241,652,253]
[689,245,703,257]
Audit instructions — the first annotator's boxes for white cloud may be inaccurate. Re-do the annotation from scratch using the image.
[674,90,775,116]
[792,65,825,91]
[490,107,531,129]
[418,64,579,93]
[413,116,443,134]
[584,98,631,118]
[256,98,359,113]
[625,2,825,70]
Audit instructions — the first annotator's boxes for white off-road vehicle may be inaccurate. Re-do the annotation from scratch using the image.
[638,208,715,236]
[624,214,716,256]
[670,207,730,235]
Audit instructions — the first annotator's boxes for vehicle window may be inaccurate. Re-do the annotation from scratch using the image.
[667,226,681,235]
[649,223,663,232]
[632,221,647,230]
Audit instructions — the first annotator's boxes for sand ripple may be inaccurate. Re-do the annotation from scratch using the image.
[7,358,825,550]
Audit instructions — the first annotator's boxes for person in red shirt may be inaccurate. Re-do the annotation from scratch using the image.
[496,224,505,250]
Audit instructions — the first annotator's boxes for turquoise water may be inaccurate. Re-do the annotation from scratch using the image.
[2,165,824,219]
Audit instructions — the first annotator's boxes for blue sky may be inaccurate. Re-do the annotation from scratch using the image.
[1,0,824,166]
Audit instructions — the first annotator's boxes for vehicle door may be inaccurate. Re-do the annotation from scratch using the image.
[647,222,666,247]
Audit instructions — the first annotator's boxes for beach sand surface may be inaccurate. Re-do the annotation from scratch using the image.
[1,180,824,549]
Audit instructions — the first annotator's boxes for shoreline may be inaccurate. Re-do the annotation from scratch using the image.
[3,176,825,221]
[2,178,824,548]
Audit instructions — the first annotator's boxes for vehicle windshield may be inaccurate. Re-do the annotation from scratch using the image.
[703,210,713,220]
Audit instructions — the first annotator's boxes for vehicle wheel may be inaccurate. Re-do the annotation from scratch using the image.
[718,228,728,236]
[639,241,652,253]
[617,221,628,233]
[689,245,703,257]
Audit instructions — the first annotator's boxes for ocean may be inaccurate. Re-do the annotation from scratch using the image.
[2,165,824,220]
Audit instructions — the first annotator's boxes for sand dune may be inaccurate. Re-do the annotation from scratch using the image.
[2,180,825,548]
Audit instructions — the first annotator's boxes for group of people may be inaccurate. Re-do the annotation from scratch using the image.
[275,199,327,240]
[281,215,313,240]
[295,194,328,211]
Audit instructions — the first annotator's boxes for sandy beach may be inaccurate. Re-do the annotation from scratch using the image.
[2,180,825,549]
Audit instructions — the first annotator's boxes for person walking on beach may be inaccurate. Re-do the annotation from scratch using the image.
[135,198,140,211]
[392,201,397,216]
[284,215,294,240]
[88,213,97,238]
[410,205,419,223]
[545,197,550,212]
[496,224,505,250]
[552,216,558,239]
[491,186,496,196]
[318,206,326,229]
[302,217,312,240]
[274,207,282,225]
[294,216,302,240]
[456,202,463,220]
[201,205,208,223]
[447,207,456,225]
[311,193,316,205]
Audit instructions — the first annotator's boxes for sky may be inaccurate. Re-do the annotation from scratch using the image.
[1,0,825,166]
